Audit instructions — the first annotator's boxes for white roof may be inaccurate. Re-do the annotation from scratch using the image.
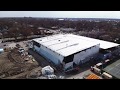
[74,35,119,49]
[33,34,119,57]
[33,34,100,57]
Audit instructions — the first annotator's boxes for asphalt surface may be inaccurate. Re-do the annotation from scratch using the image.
[27,49,102,79]
[66,70,91,79]
[28,49,50,67]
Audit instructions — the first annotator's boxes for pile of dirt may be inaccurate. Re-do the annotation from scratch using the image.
[0,50,40,79]
[5,67,42,79]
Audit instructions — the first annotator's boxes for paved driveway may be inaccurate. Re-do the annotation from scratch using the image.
[66,70,91,79]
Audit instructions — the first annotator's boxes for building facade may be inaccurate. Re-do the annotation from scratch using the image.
[32,34,100,70]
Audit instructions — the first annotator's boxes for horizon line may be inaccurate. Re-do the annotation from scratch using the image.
[0,17,120,19]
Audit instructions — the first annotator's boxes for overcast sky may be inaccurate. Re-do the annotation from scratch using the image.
[0,11,120,18]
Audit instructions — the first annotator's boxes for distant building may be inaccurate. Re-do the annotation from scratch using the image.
[98,46,120,60]
[58,19,64,21]
[45,31,53,35]
[51,26,58,30]
[60,28,76,33]
[38,27,46,30]
[29,25,34,27]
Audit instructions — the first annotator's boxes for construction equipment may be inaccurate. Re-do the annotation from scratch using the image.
[95,63,102,67]
[92,66,101,74]
[102,72,112,79]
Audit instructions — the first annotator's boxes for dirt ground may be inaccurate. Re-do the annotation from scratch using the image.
[0,51,41,79]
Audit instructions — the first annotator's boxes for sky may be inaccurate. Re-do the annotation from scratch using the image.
[0,11,120,19]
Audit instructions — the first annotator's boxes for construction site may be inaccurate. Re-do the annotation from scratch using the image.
[1,16,120,79]
[1,33,120,79]
[0,41,41,79]
[25,34,120,79]
[0,40,65,79]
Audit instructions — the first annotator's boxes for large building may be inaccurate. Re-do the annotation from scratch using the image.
[32,34,100,70]
[31,34,119,71]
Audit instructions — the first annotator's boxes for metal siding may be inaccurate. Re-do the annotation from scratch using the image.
[41,45,64,63]
[34,45,64,65]
[73,45,100,65]
[64,62,73,70]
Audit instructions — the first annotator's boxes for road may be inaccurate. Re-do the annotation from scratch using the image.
[66,70,91,79]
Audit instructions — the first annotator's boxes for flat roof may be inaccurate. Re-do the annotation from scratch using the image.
[103,59,120,79]
[33,34,119,56]
[76,36,119,49]
[33,34,100,57]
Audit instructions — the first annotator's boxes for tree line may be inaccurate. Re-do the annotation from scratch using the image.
[0,17,120,43]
